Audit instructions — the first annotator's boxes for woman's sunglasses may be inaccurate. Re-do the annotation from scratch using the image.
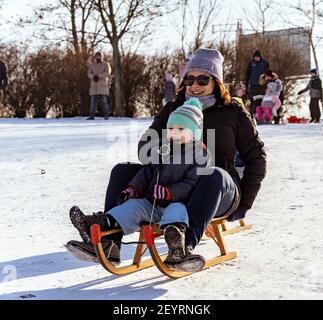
[183,75,213,86]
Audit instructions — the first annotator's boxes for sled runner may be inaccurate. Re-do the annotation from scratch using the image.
[90,215,243,279]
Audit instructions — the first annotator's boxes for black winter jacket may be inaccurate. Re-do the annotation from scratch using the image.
[131,139,211,207]
[246,59,269,86]
[138,95,267,210]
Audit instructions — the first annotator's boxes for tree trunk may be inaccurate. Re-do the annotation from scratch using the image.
[310,38,319,73]
[70,0,80,56]
[112,42,125,116]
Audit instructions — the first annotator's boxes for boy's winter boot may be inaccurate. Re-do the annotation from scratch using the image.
[164,224,186,262]
[66,238,121,265]
[164,224,206,273]
[69,206,111,243]
[68,206,121,264]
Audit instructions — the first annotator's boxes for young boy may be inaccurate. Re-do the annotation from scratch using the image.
[66,98,211,272]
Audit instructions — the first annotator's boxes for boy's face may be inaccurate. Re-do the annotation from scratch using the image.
[167,125,194,144]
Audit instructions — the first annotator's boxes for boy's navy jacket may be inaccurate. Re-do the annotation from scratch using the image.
[137,94,267,211]
[129,140,211,207]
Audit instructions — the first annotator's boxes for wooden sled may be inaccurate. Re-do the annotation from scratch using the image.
[90,216,237,279]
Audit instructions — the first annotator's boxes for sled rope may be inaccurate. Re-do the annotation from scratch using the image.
[149,171,160,227]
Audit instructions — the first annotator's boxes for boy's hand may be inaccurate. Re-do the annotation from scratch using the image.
[118,186,139,204]
[153,185,172,200]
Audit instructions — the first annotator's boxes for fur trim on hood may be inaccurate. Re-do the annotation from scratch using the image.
[259,72,279,86]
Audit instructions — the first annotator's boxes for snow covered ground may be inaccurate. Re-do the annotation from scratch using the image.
[0,117,323,300]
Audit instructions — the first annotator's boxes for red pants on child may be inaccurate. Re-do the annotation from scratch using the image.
[256,106,272,122]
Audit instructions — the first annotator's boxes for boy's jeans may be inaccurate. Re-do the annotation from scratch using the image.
[108,198,189,235]
[90,95,109,118]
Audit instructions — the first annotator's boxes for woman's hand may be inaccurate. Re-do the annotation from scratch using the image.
[227,208,247,222]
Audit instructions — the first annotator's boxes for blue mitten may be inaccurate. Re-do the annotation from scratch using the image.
[227,208,247,222]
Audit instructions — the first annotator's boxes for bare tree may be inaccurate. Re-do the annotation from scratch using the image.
[23,0,105,59]
[0,0,4,27]
[92,0,176,116]
[242,0,276,34]
[193,0,222,50]
[168,0,222,58]
[168,0,189,57]
[283,0,323,72]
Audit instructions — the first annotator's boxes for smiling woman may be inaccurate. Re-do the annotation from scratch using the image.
[109,47,267,272]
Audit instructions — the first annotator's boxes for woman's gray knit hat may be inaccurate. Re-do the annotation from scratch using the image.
[184,48,224,83]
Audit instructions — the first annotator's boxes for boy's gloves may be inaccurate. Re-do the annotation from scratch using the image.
[153,185,172,201]
[118,186,139,204]
[93,75,99,82]
[227,208,247,222]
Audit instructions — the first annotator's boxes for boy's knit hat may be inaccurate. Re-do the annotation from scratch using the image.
[311,68,318,75]
[184,48,224,83]
[167,98,203,141]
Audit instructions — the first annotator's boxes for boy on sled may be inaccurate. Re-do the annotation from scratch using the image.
[67,98,211,273]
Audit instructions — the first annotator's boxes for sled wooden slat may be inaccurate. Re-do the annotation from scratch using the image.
[90,215,241,279]
[221,219,252,236]
[204,219,252,239]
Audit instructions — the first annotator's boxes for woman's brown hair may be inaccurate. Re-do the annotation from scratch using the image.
[177,78,231,105]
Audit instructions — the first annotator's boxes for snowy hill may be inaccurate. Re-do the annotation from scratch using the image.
[0,118,323,300]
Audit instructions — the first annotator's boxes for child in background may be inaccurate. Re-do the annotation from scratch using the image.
[232,83,253,116]
[256,81,282,124]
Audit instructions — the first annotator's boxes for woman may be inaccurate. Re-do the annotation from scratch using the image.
[67,48,267,272]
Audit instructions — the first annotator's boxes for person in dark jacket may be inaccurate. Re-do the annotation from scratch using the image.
[0,60,8,100]
[245,50,270,116]
[67,98,212,272]
[161,73,177,106]
[135,48,267,270]
[298,68,322,123]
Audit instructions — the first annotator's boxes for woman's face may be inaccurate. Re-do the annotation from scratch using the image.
[186,70,215,97]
